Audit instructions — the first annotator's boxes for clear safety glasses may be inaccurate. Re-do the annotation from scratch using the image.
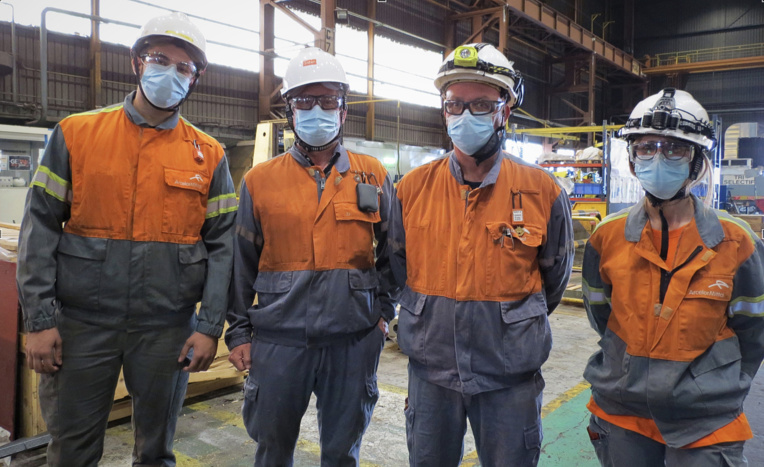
[443,99,505,116]
[631,141,695,162]
[291,95,344,111]
[139,53,198,78]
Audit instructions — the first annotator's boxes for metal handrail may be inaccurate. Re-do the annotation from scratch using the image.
[645,43,764,68]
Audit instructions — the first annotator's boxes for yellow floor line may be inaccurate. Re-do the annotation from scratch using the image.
[379,381,408,396]
[175,452,204,466]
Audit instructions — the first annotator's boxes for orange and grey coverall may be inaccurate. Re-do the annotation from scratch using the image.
[583,196,764,464]
[225,144,397,466]
[389,151,574,466]
[16,91,237,466]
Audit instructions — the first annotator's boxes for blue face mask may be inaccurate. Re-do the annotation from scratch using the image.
[446,112,496,156]
[294,106,341,147]
[634,156,690,200]
[141,63,192,109]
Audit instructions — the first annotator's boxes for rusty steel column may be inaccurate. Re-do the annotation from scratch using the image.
[259,0,275,121]
[365,0,376,141]
[90,0,102,109]
[319,0,336,54]
[588,53,596,145]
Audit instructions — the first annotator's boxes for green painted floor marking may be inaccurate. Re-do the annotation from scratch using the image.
[539,387,599,467]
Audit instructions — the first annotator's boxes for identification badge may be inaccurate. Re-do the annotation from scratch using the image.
[512,210,524,223]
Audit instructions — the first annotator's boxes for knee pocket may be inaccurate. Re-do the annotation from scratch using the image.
[242,376,260,440]
[524,422,542,450]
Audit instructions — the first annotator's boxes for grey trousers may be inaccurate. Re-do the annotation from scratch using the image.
[588,415,749,467]
[405,367,545,467]
[39,313,194,467]
[242,326,385,467]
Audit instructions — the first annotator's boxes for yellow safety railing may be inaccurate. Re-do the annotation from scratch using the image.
[644,43,764,68]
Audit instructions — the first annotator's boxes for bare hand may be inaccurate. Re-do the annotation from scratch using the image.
[228,343,252,372]
[178,332,218,372]
[26,328,63,374]
[377,318,389,338]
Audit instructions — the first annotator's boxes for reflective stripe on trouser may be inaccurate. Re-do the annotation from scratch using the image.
[39,312,194,467]
[405,367,544,467]
[242,326,385,467]
[587,415,748,467]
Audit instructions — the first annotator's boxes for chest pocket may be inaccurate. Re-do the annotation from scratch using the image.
[484,221,543,298]
[334,201,380,268]
[678,274,734,351]
[162,167,209,237]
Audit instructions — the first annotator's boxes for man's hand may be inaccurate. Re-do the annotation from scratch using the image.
[377,318,389,338]
[26,328,63,374]
[228,343,252,372]
[178,332,218,372]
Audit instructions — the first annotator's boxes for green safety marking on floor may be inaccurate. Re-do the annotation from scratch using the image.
[460,381,599,467]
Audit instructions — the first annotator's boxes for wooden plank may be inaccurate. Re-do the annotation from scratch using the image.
[0,223,20,230]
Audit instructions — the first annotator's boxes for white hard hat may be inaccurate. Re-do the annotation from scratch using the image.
[435,43,524,109]
[281,47,349,97]
[132,12,207,70]
[619,88,716,150]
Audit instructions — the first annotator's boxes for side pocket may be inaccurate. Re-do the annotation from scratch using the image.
[397,289,427,365]
[178,242,208,308]
[501,293,551,375]
[55,234,107,310]
[523,422,542,450]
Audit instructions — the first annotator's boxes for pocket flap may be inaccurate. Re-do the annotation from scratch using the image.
[57,234,108,260]
[500,292,548,324]
[243,375,259,401]
[164,168,210,195]
[253,271,293,293]
[179,242,208,264]
[349,269,379,290]
[508,224,543,248]
[334,201,381,223]
[685,275,734,302]
[486,222,511,242]
[399,288,426,316]
[690,339,742,377]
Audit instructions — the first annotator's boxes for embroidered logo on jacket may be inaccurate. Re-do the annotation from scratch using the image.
[190,174,204,183]
[708,280,730,290]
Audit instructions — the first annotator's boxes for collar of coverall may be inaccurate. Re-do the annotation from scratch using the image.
[623,193,724,248]
[123,91,180,130]
[288,142,351,174]
[447,148,505,188]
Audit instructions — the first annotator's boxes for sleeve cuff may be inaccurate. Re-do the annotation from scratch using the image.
[24,312,58,333]
[225,334,252,350]
[195,320,224,338]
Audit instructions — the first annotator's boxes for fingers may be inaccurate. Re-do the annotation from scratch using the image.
[54,336,63,367]
[177,341,192,364]
[185,351,214,372]
[227,345,251,372]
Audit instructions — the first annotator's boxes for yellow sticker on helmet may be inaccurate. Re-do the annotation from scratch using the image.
[453,45,479,68]
[164,30,195,44]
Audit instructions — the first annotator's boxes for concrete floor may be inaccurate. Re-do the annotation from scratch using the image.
[11,301,764,466]
[96,304,603,467]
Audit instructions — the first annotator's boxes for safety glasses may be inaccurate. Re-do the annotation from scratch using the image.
[631,141,694,162]
[291,95,344,111]
[140,53,198,78]
[443,99,505,116]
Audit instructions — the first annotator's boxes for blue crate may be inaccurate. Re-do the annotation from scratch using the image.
[574,183,603,195]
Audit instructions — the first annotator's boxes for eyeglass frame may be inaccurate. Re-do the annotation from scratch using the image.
[629,140,696,163]
[139,52,199,78]
[289,94,345,111]
[443,99,506,116]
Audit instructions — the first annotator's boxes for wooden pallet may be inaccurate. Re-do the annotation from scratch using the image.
[17,329,244,438]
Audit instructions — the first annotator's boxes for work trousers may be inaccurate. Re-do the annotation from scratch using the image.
[39,312,194,467]
[242,326,385,466]
[588,415,748,467]
[405,367,545,467]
